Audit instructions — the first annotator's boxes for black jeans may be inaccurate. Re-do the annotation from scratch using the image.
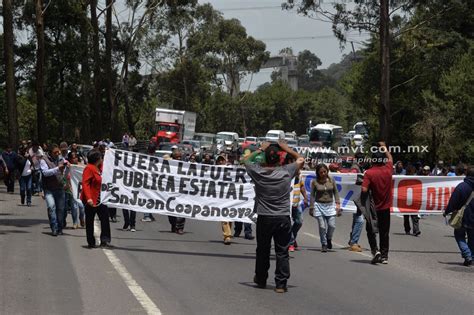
[366,209,390,258]
[122,209,136,228]
[168,216,185,230]
[85,204,111,246]
[234,222,252,236]
[109,207,117,219]
[4,170,15,192]
[255,215,291,289]
[404,215,420,234]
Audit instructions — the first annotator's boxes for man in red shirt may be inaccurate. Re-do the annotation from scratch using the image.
[362,141,393,264]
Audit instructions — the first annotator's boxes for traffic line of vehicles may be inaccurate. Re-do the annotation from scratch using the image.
[144,107,371,168]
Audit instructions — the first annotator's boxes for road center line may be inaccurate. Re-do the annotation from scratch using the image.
[94,219,162,314]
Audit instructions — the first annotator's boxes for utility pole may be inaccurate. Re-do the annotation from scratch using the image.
[35,0,46,143]
[379,0,391,142]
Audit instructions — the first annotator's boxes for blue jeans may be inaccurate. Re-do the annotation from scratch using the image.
[454,227,474,260]
[349,213,364,245]
[64,193,79,225]
[316,215,336,246]
[290,206,304,245]
[77,200,85,223]
[19,175,32,205]
[44,189,65,233]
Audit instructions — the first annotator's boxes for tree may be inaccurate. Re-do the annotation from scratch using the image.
[35,0,46,143]
[416,44,474,164]
[2,0,19,148]
[105,0,119,140]
[113,0,166,135]
[90,0,102,140]
[188,16,269,135]
[284,0,417,142]
[79,0,92,141]
[188,17,269,97]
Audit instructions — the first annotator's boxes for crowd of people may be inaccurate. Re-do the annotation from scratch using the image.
[1,138,473,293]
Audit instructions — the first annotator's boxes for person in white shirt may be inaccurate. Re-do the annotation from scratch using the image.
[28,141,44,195]
[18,148,33,206]
[129,135,137,150]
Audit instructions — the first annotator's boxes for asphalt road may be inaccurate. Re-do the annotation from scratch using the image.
[1,185,473,315]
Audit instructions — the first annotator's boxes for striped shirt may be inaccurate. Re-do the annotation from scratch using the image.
[292,176,304,207]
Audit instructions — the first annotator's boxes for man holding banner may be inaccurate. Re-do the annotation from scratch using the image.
[245,140,304,293]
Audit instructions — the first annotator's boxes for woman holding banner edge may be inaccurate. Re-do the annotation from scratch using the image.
[81,150,112,248]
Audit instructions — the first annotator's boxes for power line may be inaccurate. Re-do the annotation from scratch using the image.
[258,33,369,41]
[215,1,356,11]
[216,6,283,12]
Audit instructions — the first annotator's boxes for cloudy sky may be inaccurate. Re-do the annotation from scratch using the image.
[199,0,370,90]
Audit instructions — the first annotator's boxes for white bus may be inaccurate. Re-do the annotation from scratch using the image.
[309,123,344,148]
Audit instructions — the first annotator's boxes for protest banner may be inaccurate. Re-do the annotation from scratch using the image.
[70,164,85,203]
[100,149,257,223]
[69,152,463,222]
[301,171,463,215]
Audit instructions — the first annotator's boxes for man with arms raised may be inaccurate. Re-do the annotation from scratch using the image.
[244,140,304,293]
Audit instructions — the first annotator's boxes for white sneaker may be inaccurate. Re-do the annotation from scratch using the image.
[130,228,136,232]
[371,251,381,264]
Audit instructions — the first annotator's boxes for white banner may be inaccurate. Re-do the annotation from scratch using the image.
[69,152,463,221]
[100,149,257,223]
[300,172,463,215]
[70,165,85,203]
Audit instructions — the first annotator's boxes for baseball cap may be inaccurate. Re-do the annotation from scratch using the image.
[423,165,431,171]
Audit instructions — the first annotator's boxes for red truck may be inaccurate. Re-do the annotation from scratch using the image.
[152,108,197,144]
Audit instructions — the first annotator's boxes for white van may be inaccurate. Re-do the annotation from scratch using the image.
[216,132,239,153]
[353,134,364,147]
[266,130,285,142]
[284,132,296,140]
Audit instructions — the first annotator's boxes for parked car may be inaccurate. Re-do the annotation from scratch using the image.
[216,132,239,153]
[284,132,297,140]
[298,138,310,147]
[158,143,193,157]
[243,136,257,149]
[182,140,201,155]
[193,133,217,154]
[341,135,351,147]
[266,130,285,142]
[257,137,266,145]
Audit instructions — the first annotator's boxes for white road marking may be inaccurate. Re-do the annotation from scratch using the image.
[94,219,162,314]
[303,232,372,258]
